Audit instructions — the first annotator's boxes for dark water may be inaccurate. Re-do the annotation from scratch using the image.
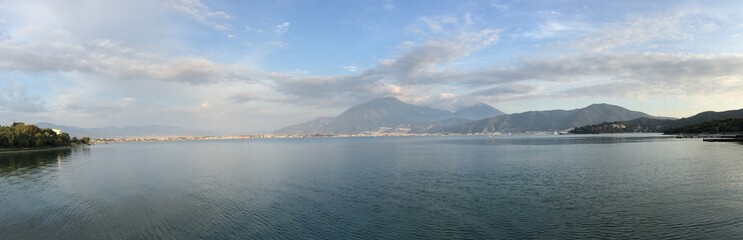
[2,134,743,239]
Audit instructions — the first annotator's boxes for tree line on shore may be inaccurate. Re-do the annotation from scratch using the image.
[663,118,743,134]
[0,122,90,148]
[569,118,743,135]
[569,108,743,134]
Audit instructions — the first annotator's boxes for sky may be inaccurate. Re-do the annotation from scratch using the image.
[1,0,743,133]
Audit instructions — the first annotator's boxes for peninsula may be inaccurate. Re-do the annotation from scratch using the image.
[0,122,90,151]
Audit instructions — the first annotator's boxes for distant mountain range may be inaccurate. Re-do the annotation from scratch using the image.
[274,97,505,134]
[569,108,743,134]
[274,97,664,134]
[35,122,215,138]
[40,98,737,138]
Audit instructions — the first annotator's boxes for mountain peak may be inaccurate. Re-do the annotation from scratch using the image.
[277,97,455,134]
[471,102,491,107]
[586,103,616,108]
[454,103,505,120]
[368,97,402,103]
[353,97,409,109]
[579,103,636,113]
[460,102,496,110]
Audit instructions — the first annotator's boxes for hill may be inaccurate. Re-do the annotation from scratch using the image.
[453,103,506,120]
[270,117,335,135]
[664,118,743,134]
[321,97,453,134]
[569,108,743,134]
[1,122,89,148]
[449,103,656,133]
[394,118,475,134]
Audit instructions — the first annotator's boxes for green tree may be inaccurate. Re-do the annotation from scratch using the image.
[0,123,91,149]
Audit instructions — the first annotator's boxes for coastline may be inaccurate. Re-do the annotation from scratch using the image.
[0,146,81,154]
[92,132,669,144]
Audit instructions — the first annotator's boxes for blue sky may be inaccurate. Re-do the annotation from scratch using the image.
[1,0,743,133]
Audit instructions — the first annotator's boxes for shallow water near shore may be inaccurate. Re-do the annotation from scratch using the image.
[2,134,743,239]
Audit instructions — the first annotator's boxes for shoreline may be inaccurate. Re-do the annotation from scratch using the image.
[0,146,83,154]
[92,132,667,144]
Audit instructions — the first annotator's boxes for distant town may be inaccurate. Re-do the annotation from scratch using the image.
[90,130,570,145]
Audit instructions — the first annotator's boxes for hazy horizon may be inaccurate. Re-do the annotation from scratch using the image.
[2,0,743,132]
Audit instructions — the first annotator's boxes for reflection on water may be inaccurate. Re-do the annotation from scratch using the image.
[1,136,743,239]
[0,148,75,175]
[431,134,674,146]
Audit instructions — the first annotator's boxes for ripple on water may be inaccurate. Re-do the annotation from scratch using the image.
[2,137,743,239]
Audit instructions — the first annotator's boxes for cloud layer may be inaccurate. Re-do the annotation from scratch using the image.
[1,0,742,132]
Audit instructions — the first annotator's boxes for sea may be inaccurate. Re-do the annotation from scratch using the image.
[2,134,743,239]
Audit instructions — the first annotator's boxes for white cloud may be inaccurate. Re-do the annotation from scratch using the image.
[266,21,743,109]
[579,9,720,52]
[408,15,460,34]
[268,30,501,104]
[409,92,478,111]
[407,12,481,37]
[0,39,259,84]
[165,0,231,31]
[65,97,136,114]
[524,21,578,39]
[269,40,287,47]
[463,12,473,25]
[244,25,264,33]
[458,52,743,102]
[396,41,415,49]
[342,65,359,72]
[227,92,259,103]
[292,69,309,75]
[197,101,210,110]
[380,29,500,83]
[424,15,457,32]
[274,22,290,36]
[0,82,45,113]
[471,84,543,96]
[3,1,743,130]
[490,1,509,12]
[383,0,395,11]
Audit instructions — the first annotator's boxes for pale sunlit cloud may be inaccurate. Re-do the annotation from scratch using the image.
[2,0,743,132]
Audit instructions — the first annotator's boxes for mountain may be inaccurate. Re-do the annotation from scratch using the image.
[569,108,743,134]
[664,118,743,134]
[568,118,673,134]
[273,97,504,134]
[673,108,743,126]
[35,122,215,138]
[272,117,335,135]
[395,118,475,133]
[449,103,656,133]
[453,103,505,120]
[321,97,453,133]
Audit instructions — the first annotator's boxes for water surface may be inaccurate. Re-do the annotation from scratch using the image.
[2,134,743,239]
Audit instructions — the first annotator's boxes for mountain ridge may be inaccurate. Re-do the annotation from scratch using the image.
[274,97,505,134]
[449,103,657,133]
[453,103,506,120]
[273,98,662,135]
[569,108,743,134]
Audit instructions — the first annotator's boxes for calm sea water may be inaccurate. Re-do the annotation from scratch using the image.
[2,134,743,239]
